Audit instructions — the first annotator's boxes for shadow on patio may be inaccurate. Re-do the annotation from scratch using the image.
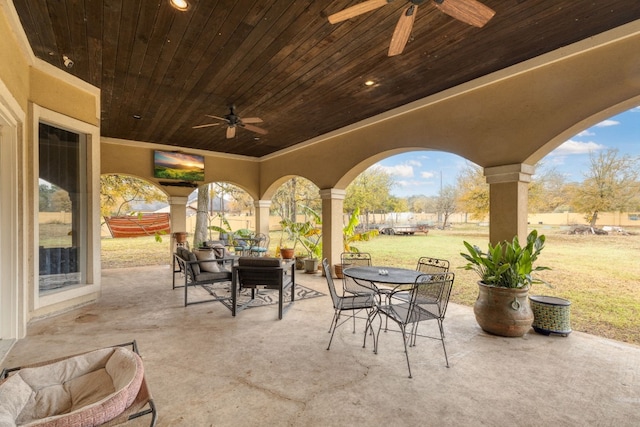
[3,265,639,426]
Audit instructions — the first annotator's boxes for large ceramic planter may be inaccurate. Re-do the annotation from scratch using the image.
[474,281,533,337]
[303,258,319,273]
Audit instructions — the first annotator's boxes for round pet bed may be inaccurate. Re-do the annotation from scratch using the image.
[0,346,144,427]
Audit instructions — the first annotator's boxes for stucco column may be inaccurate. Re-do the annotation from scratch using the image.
[254,200,271,237]
[168,196,188,254]
[320,188,346,276]
[484,164,534,244]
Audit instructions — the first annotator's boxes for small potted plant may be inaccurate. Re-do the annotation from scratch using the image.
[460,230,550,337]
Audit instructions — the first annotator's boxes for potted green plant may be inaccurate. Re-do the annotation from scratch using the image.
[336,207,379,278]
[278,218,301,259]
[460,229,550,337]
[279,206,322,270]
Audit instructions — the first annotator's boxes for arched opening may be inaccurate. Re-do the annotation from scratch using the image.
[100,174,169,268]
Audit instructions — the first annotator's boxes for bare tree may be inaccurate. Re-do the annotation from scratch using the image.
[436,185,458,228]
[571,149,639,227]
[193,184,211,246]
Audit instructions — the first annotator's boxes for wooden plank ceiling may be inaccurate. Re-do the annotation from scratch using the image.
[14,0,640,158]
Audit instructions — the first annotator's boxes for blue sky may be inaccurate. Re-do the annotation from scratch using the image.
[375,106,640,198]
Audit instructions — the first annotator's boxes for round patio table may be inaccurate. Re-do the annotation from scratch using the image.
[342,265,422,286]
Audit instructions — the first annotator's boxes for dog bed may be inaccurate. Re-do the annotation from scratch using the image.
[0,346,144,426]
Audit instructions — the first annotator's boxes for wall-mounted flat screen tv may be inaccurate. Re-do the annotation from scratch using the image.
[153,150,204,182]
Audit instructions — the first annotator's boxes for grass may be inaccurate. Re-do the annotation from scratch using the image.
[101,225,640,345]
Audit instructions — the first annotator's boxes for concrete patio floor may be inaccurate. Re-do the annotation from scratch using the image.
[2,265,640,426]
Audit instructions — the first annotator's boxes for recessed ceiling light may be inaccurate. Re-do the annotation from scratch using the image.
[364,80,375,86]
[169,0,189,11]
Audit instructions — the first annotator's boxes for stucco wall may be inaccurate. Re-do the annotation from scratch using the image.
[0,3,29,109]
[100,138,261,198]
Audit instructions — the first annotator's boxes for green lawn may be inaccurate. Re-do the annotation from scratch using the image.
[101,225,640,345]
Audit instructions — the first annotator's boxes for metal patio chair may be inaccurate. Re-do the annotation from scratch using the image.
[341,252,375,296]
[374,272,455,378]
[249,233,269,256]
[322,258,376,350]
[416,256,450,274]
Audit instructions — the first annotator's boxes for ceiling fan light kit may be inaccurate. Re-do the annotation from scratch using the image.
[328,0,495,56]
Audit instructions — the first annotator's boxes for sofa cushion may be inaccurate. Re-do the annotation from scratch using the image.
[193,249,220,272]
[186,251,201,276]
[195,271,232,282]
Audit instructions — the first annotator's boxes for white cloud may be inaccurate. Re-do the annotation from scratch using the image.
[595,119,620,127]
[406,159,422,167]
[420,171,435,179]
[378,164,414,177]
[576,130,595,137]
[396,179,434,188]
[551,140,606,156]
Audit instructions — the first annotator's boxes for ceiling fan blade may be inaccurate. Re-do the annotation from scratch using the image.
[192,123,221,129]
[328,0,390,24]
[205,114,228,122]
[241,117,263,124]
[226,126,236,139]
[242,123,268,135]
[433,0,495,28]
[388,4,417,57]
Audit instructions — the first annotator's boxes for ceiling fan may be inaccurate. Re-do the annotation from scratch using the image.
[328,0,496,56]
[192,105,268,139]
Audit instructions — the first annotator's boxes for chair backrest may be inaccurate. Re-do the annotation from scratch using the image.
[416,257,450,274]
[236,257,283,286]
[253,233,269,248]
[322,258,340,309]
[341,252,372,267]
[409,272,455,320]
[341,252,374,294]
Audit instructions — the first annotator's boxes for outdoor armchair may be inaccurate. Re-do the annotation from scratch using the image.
[232,257,295,319]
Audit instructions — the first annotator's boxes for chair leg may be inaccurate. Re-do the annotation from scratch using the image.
[327,311,340,350]
[364,309,379,350]
[438,319,450,368]
[399,325,413,379]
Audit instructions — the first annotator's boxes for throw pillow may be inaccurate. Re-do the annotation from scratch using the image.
[193,249,220,272]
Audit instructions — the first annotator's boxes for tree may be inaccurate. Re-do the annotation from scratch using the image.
[456,163,489,221]
[436,185,458,228]
[100,174,166,218]
[193,183,211,246]
[345,166,394,227]
[407,195,430,213]
[39,183,58,212]
[571,149,640,227]
[529,164,568,213]
[271,177,320,222]
[50,189,72,212]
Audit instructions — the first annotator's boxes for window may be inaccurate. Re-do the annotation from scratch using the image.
[38,123,88,294]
